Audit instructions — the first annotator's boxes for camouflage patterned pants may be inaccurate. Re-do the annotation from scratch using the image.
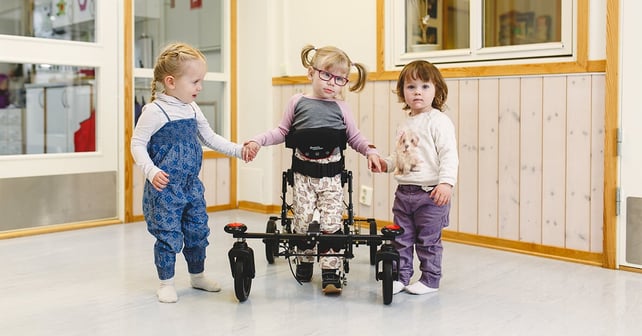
[292,172,344,269]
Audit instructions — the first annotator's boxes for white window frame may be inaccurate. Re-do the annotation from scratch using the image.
[386,0,575,69]
[0,0,121,179]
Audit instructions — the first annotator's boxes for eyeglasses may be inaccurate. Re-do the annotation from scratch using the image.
[313,67,349,86]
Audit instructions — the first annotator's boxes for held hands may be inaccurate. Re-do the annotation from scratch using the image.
[242,141,261,162]
[430,183,453,206]
[366,154,382,173]
[369,156,387,173]
[151,171,170,192]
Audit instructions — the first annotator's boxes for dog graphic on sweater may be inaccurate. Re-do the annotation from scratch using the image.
[394,128,422,176]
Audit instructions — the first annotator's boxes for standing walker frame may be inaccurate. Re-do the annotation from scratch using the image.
[223,169,404,305]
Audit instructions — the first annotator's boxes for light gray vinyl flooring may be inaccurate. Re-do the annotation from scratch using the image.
[2,209,642,336]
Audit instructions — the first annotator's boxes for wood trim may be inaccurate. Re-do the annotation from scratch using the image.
[203,151,230,159]
[442,230,604,266]
[351,219,603,266]
[124,0,134,222]
[238,201,282,214]
[576,0,589,68]
[619,266,642,274]
[206,204,237,212]
[602,0,619,269]
[0,219,122,240]
[272,59,607,86]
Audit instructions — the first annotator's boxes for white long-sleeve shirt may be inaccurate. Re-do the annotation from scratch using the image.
[384,109,458,187]
[130,93,242,182]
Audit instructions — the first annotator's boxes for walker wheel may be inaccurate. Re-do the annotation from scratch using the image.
[368,219,378,265]
[263,219,278,264]
[381,260,393,305]
[233,258,252,302]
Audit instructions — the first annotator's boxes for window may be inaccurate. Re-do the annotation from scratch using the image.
[387,0,573,67]
[0,0,100,156]
[0,0,119,170]
[0,0,96,42]
[133,0,229,138]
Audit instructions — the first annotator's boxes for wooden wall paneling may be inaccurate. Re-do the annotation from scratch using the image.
[497,77,521,240]
[216,158,230,205]
[519,77,544,243]
[477,78,500,237]
[541,76,568,247]
[354,84,376,219]
[457,79,480,234]
[444,79,460,232]
[590,75,605,253]
[565,75,592,251]
[372,81,392,222]
[270,72,605,258]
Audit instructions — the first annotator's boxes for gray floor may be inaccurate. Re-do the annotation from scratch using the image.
[3,209,642,336]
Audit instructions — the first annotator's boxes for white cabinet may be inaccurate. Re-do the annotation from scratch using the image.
[25,83,93,153]
[0,108,23,155]
[25,88,45,154]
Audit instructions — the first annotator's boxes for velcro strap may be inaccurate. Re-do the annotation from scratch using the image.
[292,156,344,178]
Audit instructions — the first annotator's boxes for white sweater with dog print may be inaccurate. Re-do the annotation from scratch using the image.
[384,108,458,188]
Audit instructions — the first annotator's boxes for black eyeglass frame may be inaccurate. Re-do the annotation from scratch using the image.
[312,67,349,86]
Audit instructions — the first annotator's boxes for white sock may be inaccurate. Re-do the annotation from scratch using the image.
[405,281,438,295]
[157,278,178,303]
[190,272,221,292]
[393,281,405,294]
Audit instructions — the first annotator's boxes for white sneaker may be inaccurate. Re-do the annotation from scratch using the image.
[405,281,438,295]
[393,281,405,294]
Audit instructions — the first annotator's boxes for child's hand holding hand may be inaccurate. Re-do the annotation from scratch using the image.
[242,141,261,162]
[369,156,387,173]
[367,154,383,172]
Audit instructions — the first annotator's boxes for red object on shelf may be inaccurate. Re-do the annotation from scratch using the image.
[74,111,95,152]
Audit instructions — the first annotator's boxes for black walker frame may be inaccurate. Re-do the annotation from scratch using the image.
[223,169,404,305]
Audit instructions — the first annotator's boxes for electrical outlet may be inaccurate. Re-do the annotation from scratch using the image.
[359,185,373,206]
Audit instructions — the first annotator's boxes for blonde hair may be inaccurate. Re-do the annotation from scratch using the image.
[395,60,448,111]
[300,44,367,94]
[150,42,206,101]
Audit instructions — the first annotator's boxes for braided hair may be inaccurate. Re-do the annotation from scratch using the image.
[150,42,206,101]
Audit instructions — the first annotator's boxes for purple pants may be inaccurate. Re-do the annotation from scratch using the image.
[392,185,450,288]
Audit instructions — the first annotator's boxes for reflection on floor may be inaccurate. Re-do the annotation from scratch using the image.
[2,209,642,335]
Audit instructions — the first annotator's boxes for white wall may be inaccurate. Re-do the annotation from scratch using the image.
[237,0,278,204]
[236,0,606,205]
